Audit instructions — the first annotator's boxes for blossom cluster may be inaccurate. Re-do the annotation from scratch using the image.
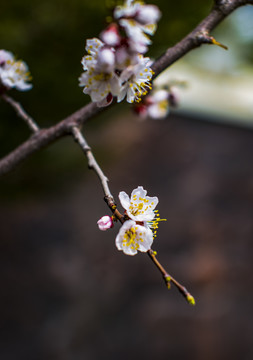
[79,0,161,107]
[0,50,32,92]
[98,186,166,256]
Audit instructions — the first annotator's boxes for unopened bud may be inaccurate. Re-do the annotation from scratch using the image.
[97,48,115,73]
[97,215,114,231]
[186,294,196,306]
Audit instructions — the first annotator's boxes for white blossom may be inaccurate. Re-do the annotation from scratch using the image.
[115,219,153,255]
[114,1,161,53]
[119,186,158,222]
[114,0,138,19]
[147,89,170,119]
[0,50,32,91]
[117,55,154,103]
[79,38,121,106]
[97,215,113,231]
[135,5,161,26]
[119,19,151,54]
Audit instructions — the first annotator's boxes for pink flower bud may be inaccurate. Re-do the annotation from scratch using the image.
[97,216,113,231]
[100,24,121,47]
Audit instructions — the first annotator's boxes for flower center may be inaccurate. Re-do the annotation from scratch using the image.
[122,226,144,250]
[158,99,168,111]
[128,196,154,216]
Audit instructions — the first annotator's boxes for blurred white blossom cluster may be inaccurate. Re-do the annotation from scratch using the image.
[79,0,161,107]
[0,50,32,92]
[98,186,166,256]
[133,88,179,119]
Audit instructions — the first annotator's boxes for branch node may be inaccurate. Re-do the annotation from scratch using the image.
[196,31,228,50]
[164,274,171,289]
[214,0,229,14]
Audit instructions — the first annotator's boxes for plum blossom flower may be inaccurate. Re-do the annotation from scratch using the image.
[79,38,121,106]
[119,19,151,54]
[0,50,32,91]
[97,215,114,231]
[119,186,158,222]
[79,1,160,106]
[115,219,153,255]
[114,0,161,54]
[133,89,172,119]
[146,89,170,119]
[114,0,138,19]
[117,55,154,103]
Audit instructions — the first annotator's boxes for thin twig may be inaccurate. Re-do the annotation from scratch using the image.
[0,0,252,175]
[147,249,195,305]
[1,94,39,133]
[70,132,196,304]
[104,195,195,305]
[71,126,113,199]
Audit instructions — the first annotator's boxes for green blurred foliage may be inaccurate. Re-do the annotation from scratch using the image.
[0,0,212,198]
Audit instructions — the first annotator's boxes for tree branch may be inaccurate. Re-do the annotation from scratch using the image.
[0,0,252,176]
[152,0,253,76]
[104,195,195,305]
[69,128,196,303]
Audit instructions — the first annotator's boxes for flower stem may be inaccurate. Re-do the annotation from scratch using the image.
[147,249,195,305]
[1,94,39,133]
[105,195,195,305]
[72,126,113,198]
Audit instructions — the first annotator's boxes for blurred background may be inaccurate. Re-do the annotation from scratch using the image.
[0,1,253,359]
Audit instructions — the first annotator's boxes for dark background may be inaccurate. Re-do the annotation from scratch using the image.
[0,1,253,360]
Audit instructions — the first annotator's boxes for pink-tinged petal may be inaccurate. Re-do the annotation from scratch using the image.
[97,215,113,231]
[100,24,121,47]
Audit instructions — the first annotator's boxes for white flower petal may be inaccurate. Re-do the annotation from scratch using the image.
[136,5,161,26]
[115,220,153,256]
[119,191,130,209]
[85,38,103,56]
[119,186,158,222]
[148,102,169,119]
[0,52,32,91]
[131,186,147,199]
